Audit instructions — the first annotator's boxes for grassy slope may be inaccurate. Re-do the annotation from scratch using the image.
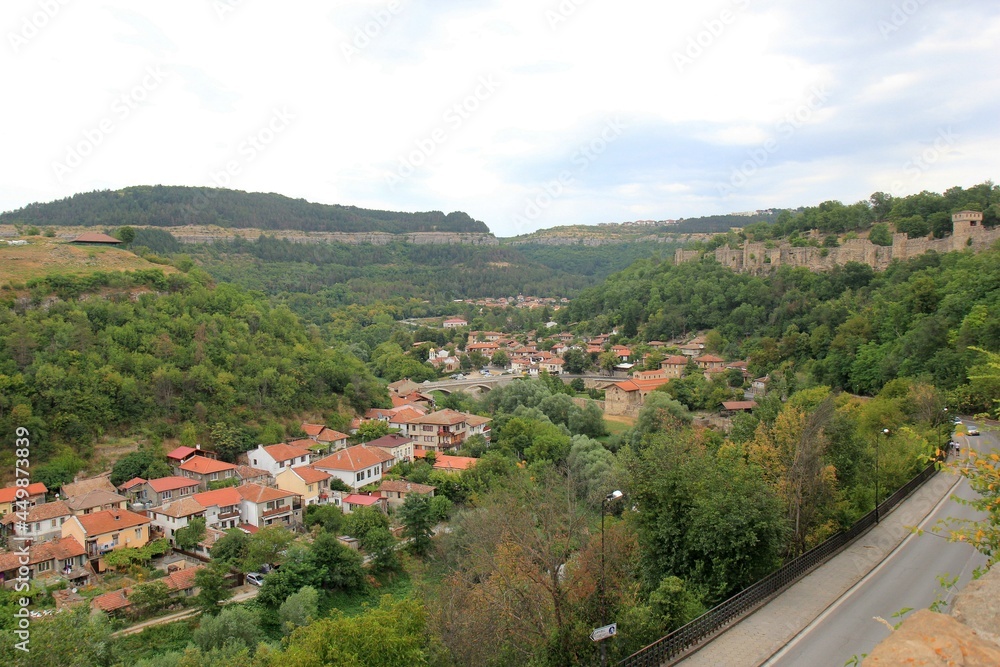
[0,237,175,286]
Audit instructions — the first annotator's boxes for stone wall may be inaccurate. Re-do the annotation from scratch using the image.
[675,212,1000,274]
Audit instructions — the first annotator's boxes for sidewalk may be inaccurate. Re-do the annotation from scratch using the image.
[675,468,962,667]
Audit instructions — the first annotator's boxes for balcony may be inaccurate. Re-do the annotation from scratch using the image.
[218,510,240,520]
[261,505,291,518]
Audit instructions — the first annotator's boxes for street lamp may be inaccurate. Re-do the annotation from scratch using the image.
[875,428,889,523]
[600,490,623,667]
[941,408,950,459]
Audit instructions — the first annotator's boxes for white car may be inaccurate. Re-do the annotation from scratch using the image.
[966,428,980,436]
[246,572,265,586]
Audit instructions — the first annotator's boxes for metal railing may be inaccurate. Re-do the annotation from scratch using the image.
[618,462,938,667]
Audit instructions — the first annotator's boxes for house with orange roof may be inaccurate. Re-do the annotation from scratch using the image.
[60,475,116,499]
[0,482,47,518]
[127,476,201,507]
[541,357,566,374]
[342,494,388,514]
[89,563,205,615]
[248,443,312,476]
[192,487,244,530]
[275,466,332,506]
[177,456,238,490]
[235,465,273,487]
[0,500,73,544]
[632,368,666,381]
[442,317,468,329]
[695,354,725,370]
[316,428,349,450]
[0,536,90,588]
[377,480,436,509]
[660,355,690,379]
[403,409,473,451]
[66,490,128,516]
[466,414,492,443]
[148,498,206,543]
[364,433,414,467]
[236,483,302,528]
[300,423,325,438]
[414,450,478,472]
[388,406,426,433]
[312,445,394,491]
[62,509,151,568]
[605,377,671,417]
[165,445,217,468]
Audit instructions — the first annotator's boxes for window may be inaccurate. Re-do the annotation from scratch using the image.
[367,469,372,478]
[162,490,172,500]
[36,561,51,572]
[135,528,142,539]
[34,523,40,532]
[356,472,364,482]
[209,473,219,481]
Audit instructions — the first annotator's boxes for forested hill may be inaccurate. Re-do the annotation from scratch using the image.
[0,185,491,234]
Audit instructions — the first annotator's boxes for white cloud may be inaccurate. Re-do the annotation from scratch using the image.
[1,0,998,236]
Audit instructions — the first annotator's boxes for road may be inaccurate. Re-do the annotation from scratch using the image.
[764,421,994,667]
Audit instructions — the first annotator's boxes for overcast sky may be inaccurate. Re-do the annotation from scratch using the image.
[2,0,998,237]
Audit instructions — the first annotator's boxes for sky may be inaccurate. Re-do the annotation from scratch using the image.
[2,0,999,238]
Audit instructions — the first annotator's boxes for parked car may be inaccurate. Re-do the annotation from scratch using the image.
[966,428,980,436]
[246,572,265,586]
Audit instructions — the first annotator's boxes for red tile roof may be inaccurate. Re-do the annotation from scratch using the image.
[317,428,349,443]
[166,446,197,461]
[179,456,237,475]
[235,483,299,504]
[162,564,203,592]
[695,354,724,363]
[662,355,689,365]
[75,509,150,536]
[0,536,85,572]
[71,232,122,244]
[288,466,330,484]
[1,500,72,525]
[0,483,47,503]
[414,450,477,471]
[377,480,436,495]
[722,401,758,411]
[313,445,393,473]
[152,497,205,518]
[408,409,469,426]
[343,494,382,506]
[147,476,201,493]
[118,477,147,491]
[193,487,243,508]
[91,589,131,612]
[612,378,671,393]
[300,423,325,437]
[263,443,311,462]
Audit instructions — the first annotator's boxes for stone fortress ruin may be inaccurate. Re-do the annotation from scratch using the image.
[675,210,1000,273]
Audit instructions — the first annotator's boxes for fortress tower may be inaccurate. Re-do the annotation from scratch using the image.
[952,210,984,250]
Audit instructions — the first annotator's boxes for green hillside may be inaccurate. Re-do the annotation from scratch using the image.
[0,185,491,234]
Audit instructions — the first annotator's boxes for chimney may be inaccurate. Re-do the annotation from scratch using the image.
[196,444,201,450]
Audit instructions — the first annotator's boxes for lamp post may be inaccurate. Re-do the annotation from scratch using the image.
[875,428,889,523]
[600,489,623,667]
[941,407,950,459]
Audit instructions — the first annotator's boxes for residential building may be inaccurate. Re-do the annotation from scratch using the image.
[403,409,471,451]
[66,490,128,516]
[312,445,393,491]
[62,509,151,569]
[541,357,565,374]
[126,476,201,507]
[632,369,666,381]
[248,443,312,476]
[442,318,468,328]
[165,445,217,468]
[342,494,388,514]
[275,466,332,506]
[235,465,273,487]
[413,451,478,472]
[236,484,302,529]
[192,487,244,531]
[314,428,350,452]
[90,564,204,615]
[0,500,73,544]
[695,354,725,370]
[0,483,47,518]
[377,480,435,509]
[0,536,90,589]
[679,343,703,357]
[722,401,757,415]
[660,355,690,379]
[148,498,206,543]
[60,475,116,499]
[605,377,671,417]
[466,414,492,444]
[177,456,238,490]
[388,406,426,433]
[365,433,413,468]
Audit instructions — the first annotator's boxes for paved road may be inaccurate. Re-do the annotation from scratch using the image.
[677,419,994,667]
[763,423,992,667]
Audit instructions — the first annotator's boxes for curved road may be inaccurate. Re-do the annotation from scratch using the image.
[764,421,993,667]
